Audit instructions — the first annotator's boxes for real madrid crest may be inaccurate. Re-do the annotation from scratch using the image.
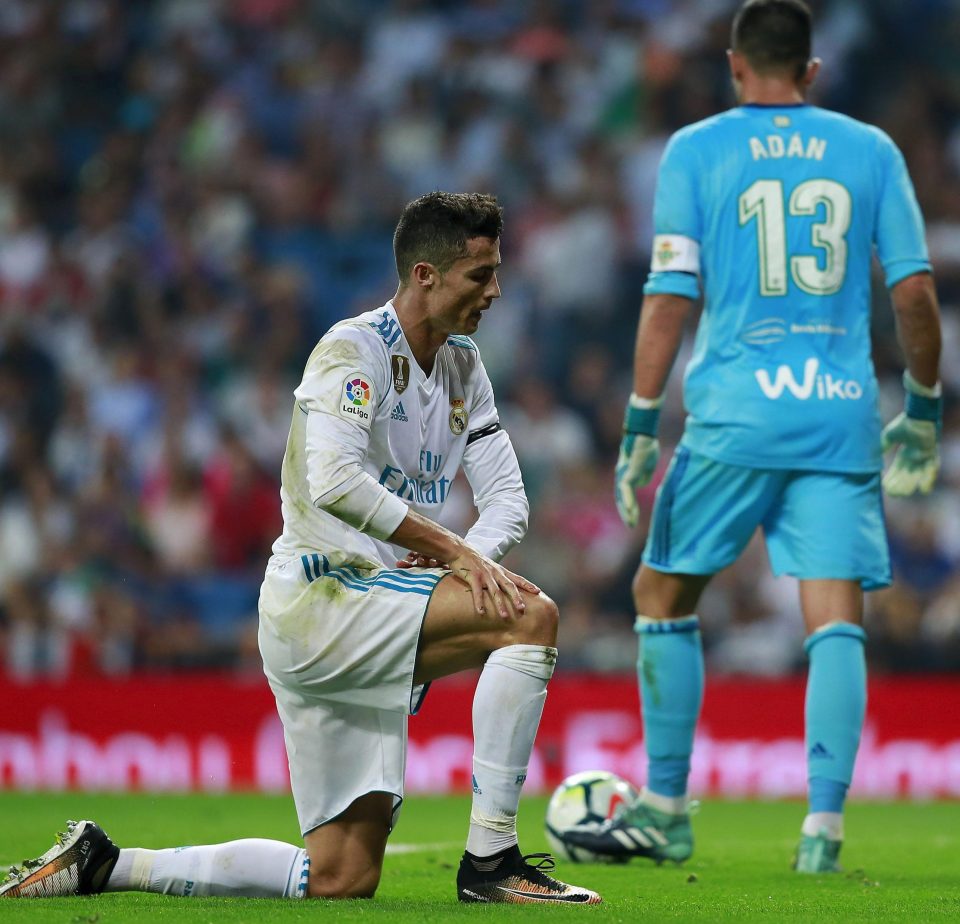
[449,398,468,435]
[391,354,409,394]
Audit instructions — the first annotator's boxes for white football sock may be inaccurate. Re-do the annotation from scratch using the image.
[466,644,556,857]
[105,840,309,898]
[802,812,843,840]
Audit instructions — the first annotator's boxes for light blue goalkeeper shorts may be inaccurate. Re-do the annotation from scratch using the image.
[642,447,891,591]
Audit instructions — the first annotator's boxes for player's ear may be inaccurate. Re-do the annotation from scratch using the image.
[727,49,744,82]
[802,57,821,90]
[727,49,746,100]
[411,261,437,289]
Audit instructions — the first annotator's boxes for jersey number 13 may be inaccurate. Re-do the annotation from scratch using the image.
[738,179,851,296]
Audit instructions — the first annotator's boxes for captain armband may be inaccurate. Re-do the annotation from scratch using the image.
[466,421,502,446]
[650,234,700,273]
[644,235,701,299]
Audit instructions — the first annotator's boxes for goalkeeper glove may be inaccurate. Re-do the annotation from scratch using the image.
[615,393,663,528]
[881,371,942,496]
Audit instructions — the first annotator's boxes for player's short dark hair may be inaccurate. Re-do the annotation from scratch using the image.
[731,0,812,81]
[393,191,503,280]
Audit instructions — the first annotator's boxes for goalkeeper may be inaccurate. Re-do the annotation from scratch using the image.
[566,0,943,875]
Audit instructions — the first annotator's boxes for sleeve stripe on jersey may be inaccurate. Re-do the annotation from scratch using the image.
[466,421,502,445]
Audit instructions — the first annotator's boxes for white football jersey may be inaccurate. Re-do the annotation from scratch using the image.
[268,302,528,569]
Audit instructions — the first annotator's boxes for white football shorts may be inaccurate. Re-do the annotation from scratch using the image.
[258,552,445,835]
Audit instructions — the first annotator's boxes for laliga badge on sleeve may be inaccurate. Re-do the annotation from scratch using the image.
[449,398,468,435]
[391,354,409,394]
[339,372,374,427]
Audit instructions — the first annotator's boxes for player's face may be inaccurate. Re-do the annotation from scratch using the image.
[430,236,501,335]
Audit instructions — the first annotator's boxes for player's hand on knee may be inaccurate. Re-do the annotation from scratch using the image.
[488,564,542,619]
[881,372,942,497]
[616,394,663,528]
[449,548,539,620]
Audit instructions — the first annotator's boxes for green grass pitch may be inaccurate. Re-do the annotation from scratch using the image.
[1,793,958,921]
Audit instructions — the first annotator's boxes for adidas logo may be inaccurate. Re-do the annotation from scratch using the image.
[390,401,409,422]
[809,741,835,760]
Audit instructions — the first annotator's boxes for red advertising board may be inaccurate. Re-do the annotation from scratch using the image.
[2,674,959,798]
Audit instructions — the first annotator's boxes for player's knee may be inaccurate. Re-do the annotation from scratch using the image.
[508,592,558,646]
[632,567,701,619]
[307,863,381,899]
[631,568,655,613]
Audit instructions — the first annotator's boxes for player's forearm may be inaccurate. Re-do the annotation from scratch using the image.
[462,429,529,561]
[465,491,528,562]
[632,293,693,398]
[388,509,472,563]
[890,272,942,388]
[312,465,409,540]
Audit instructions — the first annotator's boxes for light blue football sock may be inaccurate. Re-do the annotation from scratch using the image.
[635,615,704,799]
[803,622,867,815]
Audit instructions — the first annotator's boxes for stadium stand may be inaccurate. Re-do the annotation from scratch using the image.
[0,0,958,678]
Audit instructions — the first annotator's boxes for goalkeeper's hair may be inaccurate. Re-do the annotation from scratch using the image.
[394,191,503,280]
[732,0,812,82]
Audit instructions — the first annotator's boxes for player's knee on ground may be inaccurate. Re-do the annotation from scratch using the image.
[503,592,558,647]
[306,861,382,899]
[302,792,391,900]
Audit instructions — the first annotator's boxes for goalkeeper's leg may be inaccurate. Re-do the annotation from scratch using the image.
[796,580,866,873]
[628,568,707,861]
[633,568,709,813]
[563,567,708,863]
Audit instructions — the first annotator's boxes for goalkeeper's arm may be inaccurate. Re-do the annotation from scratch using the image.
[630,292,693,401]
[891,272,941,391]
[615,292,694,527]
[882,271,943,497]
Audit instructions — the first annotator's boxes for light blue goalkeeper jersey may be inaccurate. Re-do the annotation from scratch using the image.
[645,103,930,473]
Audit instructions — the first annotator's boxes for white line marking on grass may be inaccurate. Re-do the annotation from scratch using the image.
[385,842,458,855]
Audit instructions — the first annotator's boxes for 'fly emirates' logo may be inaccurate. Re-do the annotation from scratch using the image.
[755,358,863,401]
[379,451,452,504]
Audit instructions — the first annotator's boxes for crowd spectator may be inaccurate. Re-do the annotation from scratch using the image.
[0,0,958,677]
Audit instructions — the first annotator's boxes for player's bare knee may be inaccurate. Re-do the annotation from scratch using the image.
[632,568,704,619]
[632,568,660,615]
[508,592,558,646]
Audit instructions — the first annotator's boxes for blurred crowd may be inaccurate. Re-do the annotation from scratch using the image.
[1,0,959,680]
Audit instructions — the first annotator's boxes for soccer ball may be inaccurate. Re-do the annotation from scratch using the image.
[544,770,640,863]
